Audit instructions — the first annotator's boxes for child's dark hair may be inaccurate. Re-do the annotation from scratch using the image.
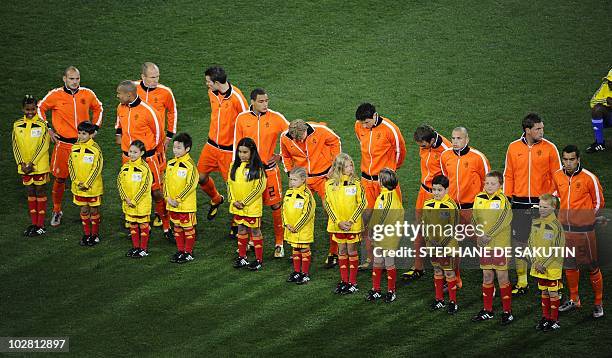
[130,140,146,153]
[379,168,398,190]
[432,175,449,189]
[230,137,264,181]
[77,121,97,134]
[173,132,192,151]
[486,171,504,185]
[22,94,37,107]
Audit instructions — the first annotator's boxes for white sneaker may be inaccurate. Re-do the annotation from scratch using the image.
[593,305,604,318]
[50,211,63,227]
[559,299,581,312]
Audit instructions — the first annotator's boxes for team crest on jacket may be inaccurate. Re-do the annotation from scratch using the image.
[464,162,469,168]
[135,115,139,120]
[576,182,581,189]
[376,133,382,140]
[537,150,543,156]
[265,122,270,128]
[154,98,159,103]
[80,98,86,104]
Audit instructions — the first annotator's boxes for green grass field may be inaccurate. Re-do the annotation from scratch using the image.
[1,0,611,356]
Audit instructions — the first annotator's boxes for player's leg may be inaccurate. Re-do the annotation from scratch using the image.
[248,225,264,270]
[197,144,225,220]
[384,256,397,303]
[586,104,609,153]
[511,207,531,295]
[404,189,428,280]
[264,168,284,258]
[50,143,71,226]
[496,269,514,324]
[359,179,378,270]
[559,232,581,311]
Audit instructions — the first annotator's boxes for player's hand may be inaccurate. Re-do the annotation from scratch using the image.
[535,263,546,274]
[267,154,282,166]
[233,201,245,209]
[165,137,172,149]
[49,128,59,143]
[115,134,122,145]
[595,215,609,226]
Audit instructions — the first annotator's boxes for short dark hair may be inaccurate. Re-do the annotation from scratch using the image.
[205,66,227,83]
[22,94,37,107]
[486,171,504,185]
[355,103,376,121]
[522,112,542,130]
[250,88,267,101]
[130,140,146,152]
[173,132,193,151]
[414,124,436,142]
[379,168,398,190]
[562,144,580,159]
[77,121,96,134]
[432,175,449,189]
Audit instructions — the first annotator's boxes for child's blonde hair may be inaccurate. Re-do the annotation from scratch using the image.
[539,193,559,209]
[328,153,357,186]
[289,167,307,182]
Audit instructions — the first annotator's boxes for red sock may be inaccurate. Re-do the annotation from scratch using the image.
[155,199,170,231]
[482,283,495,311]
[139,223,150,250]
[199,177,222,204]
[500,283,512,312]
[80,212,91,236]
[348,254,359,285]
[447,277,457,302]
[301,249,311,274]
[174,227,185,251]
[550,296,560,321]
[387,267,397,292]
[184,227,195,254]
[36,196,47,227]
[27,196,37,225]
[329,234,338,255]
[237,233,248,257]
[372,267,383,291]
[292,249,301,272]
[272,208,283,246]
[252,234,263,262]
[590,268,603,306]
[434,274,445,301]
[51,180,65,212]
[565,269,580,302]
[130,223,140,248]
[90,212,100,235]
[338,255,349,283]
[541,294,550,319]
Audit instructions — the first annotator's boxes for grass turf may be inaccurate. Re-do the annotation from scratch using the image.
[0,0,611,356]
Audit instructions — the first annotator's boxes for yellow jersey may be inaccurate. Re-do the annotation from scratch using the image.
[422,194,459,248]
[370,187,404,249]
[164,153,198,213]
[324,175,365,233]
[590,71,612,108]
[528,213,565,280]
[12,114,50,175]
[282,184,316,245]
[68,138,103,197]
[227,161,266,217]
[117,157,153,218]
[472,189,512,249]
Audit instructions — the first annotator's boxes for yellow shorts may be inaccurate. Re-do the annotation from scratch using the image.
[290,243,311,249]
[234,215,261,229]
[125,214,150,224]
[331,232,361,244]
[73,195,101,207]
[169,211,197,227]
[431,256,456,271]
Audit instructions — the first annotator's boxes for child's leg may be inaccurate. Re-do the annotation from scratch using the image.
[174,226,186,252]
[90,206,100,236]
[139,222,151,251]
[184,226,196,254]
[26,185,37,226]
[496,269,512,313]
[445,269,457,302]
[237,225,249,257]
[35,185,47,227]
[251,227,264,262]
[347,242,359,285]
[292,247,301,273]
[384,256,396,292]
[300,246,311,275]
[549,289,560,322]
[80,205,91,236]
[130,222,140,249]
[372,255,384,291]
[338,241,349,283]
[541,287,551,320]
[482,269,495,311]
[434,267,445,301]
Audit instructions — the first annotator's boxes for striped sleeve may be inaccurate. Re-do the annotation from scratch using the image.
[486,197,512,238]
[84,149,103,188]
[241,171,266,206]
[293,191,315,232]
[541,223,564,268]
[590,82,608,108]
[349,182,366,223]
[133,165,152,203]
[176,162,198,201]
[68,153,77,182]
[323,187,338,222]
[117,170,127,201]
[12,126,23,165]
[30,124,49,163]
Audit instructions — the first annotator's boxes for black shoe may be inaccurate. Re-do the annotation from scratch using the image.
[287,271,301,283]
[431,299,446,310]
[447,301,458,314]
[132,249,149,258]
[543,320,560,331]
[365,289,383,302]
[324,254,338,269]
[163,229,175,244]
[402,268,425,281]
[228,225,238,240]
[334,281,348,294]
[126,248,139,257]
[296,274,310,285]
[248,259,262,271]
[79,235,90,246]
[472,309,494,322]
[343,283,359,295]
[501,312,515,325]
[511,284,529,296]
[29,226,46,237]
[177,252,194,263]
[384,291,396,303]
[23,224,37,236]
[207,195,224,220]
[535,317,549,331]
[233,256,249,268]
[87,234,100,246]
[170,251,184,263]
[586,142,606,153]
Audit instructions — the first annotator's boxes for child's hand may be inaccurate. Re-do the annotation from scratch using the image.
[167,198,179,208]
[595,215,609,226]
[339,220,353,231]
[477,234,491,247]
[535,263,546,274]
[126,198,136,208]
[78,182,88,191]
[233,201,245,210]
[285,224,297,233]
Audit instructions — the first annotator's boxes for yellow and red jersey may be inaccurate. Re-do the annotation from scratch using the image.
[324,175,365,234]
[117,157,153,218]
[227,161,266,218]
[440,146,490,208]
[68,138,103,197]
[115,96,161,153]
[280,121,341,177]
[136,81,178,141]
[503,136,561,204]
[234,107,289,167]
[553,166,604,229]
[472,189,513,249]
[12,114,50,175]
[590,69,612,108]
[528,213,565,280]
[282,184,316,245]
[164,153,198,213]
[38,86,103,140]
[207,83,248,149]
[354,116,406,178]
[421,194,459,248]
[419,133,451,191]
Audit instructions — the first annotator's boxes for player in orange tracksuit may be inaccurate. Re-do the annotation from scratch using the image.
[552,145,606,319]
[197,66,248,221]
[37,66,103,227]
[403,125,451,281]
[503,113,562,295]
[354,103,406,270]
[234,88,289,257]
[114,80,172,242]
[137,62,178,231]
[280,119,342,266]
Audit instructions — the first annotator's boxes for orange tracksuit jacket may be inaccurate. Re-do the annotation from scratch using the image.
[440,146,490,207]
[38,86,103,140]
[354,116,406,178]
[137,81,177,140]
[207,83,248,149]
[280,122,341,176]
[233,107,289,166]
[503,136,562,204]
[419,133,451,191]
[553,166,604,229]
[114,97,160,153]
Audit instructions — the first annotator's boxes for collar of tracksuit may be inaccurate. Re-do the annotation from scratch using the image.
[249,105,267,117]
[432,132,443,148]
[63,85,79,95]
[128,96,142,108]
[520,134,541,146]
[564,164,582,177]
[213,82,233,99]
[140,81,157,92]
[453,145,470,156]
